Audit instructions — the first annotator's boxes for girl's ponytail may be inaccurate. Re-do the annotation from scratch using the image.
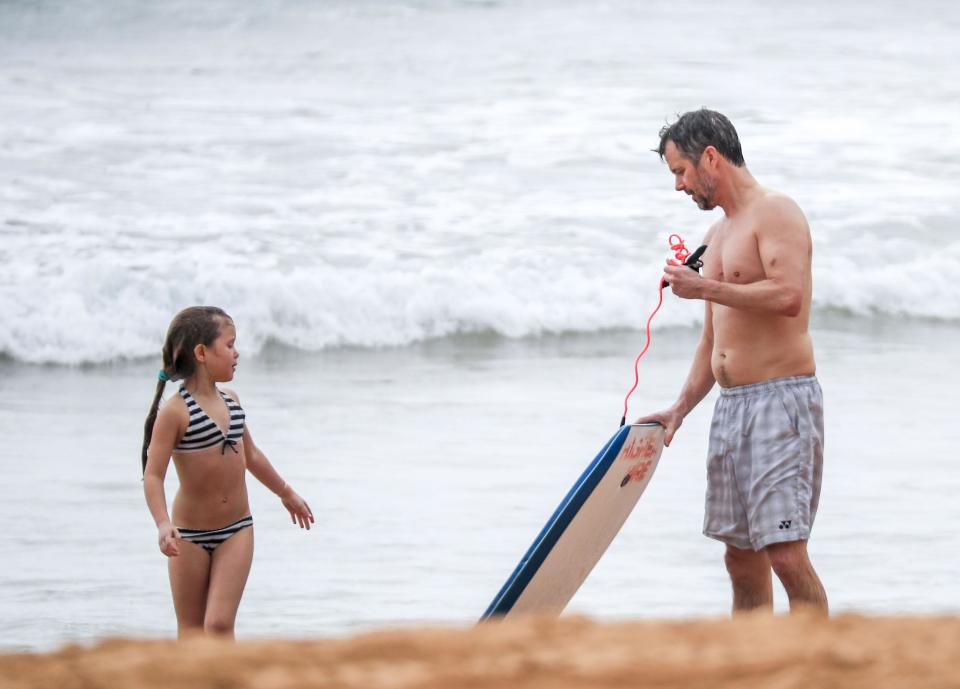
[141,376,168,474]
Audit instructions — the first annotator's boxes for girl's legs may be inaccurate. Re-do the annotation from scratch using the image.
[203,526,254,637]
[168,541,212,638]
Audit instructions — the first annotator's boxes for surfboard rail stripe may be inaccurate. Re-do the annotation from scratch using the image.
[480,422,660,620]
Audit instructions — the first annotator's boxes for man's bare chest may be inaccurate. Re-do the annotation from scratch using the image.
[702,229,766,285]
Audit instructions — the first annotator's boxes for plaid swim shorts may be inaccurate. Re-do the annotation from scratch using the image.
[703,375,824,551]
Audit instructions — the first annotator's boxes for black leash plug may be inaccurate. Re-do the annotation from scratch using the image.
[662,244,708,288]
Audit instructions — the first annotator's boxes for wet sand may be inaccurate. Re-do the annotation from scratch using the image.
[3,613,958,689]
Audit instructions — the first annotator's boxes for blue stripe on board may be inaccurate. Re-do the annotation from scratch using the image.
[480,423,657,620]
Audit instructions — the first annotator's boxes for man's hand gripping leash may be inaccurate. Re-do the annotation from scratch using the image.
[662,235,707,287]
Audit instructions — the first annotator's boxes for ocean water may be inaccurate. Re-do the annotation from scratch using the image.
[1,0,959,652]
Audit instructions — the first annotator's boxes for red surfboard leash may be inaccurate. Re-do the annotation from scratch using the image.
[619,234,707,427]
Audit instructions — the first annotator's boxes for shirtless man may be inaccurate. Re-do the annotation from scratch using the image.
[638,109,828,613]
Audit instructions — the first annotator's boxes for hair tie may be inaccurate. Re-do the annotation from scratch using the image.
[158,370,170,382]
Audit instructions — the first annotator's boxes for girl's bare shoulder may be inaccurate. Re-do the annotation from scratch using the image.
[156,390,189,426]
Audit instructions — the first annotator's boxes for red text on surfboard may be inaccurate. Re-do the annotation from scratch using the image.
[620,435,658,484]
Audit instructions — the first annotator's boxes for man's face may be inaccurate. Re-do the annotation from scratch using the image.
[663,140,716,211]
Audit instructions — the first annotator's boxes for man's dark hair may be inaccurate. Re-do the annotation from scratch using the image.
[657,108,745,167]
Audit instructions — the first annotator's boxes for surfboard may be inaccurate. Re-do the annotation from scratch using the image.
[481,422,665,620]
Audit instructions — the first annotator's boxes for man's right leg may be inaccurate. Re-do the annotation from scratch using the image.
[765,539,828,614]
[724,544,773,613]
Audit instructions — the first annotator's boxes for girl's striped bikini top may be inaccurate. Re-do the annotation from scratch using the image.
[175,385,246,454]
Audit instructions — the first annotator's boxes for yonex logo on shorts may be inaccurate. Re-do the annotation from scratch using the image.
[778,520,792,530]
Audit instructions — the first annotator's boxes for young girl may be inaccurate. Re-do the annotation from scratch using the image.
[142,306,313,639]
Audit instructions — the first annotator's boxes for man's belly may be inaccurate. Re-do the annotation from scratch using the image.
[711,322,816,388]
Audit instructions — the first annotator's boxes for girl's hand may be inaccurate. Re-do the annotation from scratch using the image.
[158,521,181,557]
[280,486,315,530]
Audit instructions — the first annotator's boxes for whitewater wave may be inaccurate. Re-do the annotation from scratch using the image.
[2,243,958,365]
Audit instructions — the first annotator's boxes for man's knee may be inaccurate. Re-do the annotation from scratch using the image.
[724,546,767,581]
[765,541,809,581]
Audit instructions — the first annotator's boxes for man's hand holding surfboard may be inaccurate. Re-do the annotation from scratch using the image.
[634,409,683,447]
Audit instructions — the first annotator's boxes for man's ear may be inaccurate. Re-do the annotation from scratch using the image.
[702,145,724,171]
[194,343,205,363]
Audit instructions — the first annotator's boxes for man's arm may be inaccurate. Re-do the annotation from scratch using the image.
[635,301,716,446]
[664,197,810,316]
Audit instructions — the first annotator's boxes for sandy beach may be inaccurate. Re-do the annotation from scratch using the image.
[3,613,959,689]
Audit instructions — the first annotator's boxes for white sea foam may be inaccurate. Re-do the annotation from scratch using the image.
[1,0,958,364]
[3,236,958,365]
